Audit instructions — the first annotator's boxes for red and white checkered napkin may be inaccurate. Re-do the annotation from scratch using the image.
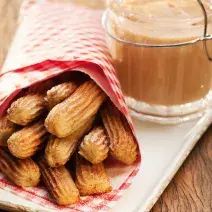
[0,0,141,211]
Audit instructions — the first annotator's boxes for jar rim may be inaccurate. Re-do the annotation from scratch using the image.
[102,9,212,48]
[109,0,212,26]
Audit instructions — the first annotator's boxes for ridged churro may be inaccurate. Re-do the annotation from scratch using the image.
[38,158,79,205]
[79,126,109,164]
[101,101,138,165]
[0,148,40,187]
[45,117,95,167]
[8,120,47,159]
[0,116,16,146]
[45,80,106,138]
[46,82,78,109]
[7,94,46,126]
[75,154,112,196]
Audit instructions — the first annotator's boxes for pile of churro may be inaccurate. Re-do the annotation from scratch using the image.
[0,73,138,206]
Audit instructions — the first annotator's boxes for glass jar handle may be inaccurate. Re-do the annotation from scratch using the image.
[197,0,212,61]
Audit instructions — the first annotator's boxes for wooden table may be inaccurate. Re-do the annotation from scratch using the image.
[0,1,211,212]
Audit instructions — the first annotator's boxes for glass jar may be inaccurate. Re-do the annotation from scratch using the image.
[103,0,212,124]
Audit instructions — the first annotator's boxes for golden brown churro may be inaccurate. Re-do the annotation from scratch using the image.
[46,82,78,109]
[7,94,46,126]
[0,116,16,146]
[7,120,47,159]
[75,154,112,196]
[45,116,95,167]
[79,126,109,164]
[0,148,40,187]
[101,101,138,165]
[38,158,79,205]
[45,81,106,138]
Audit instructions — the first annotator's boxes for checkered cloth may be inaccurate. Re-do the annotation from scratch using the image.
[0,0,141,211]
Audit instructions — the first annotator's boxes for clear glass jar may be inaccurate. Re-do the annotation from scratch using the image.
[103,0,212,124]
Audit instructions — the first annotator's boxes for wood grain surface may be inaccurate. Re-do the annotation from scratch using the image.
[0,1,211,212]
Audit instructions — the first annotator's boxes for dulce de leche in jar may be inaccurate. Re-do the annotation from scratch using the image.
[103,0,212,123]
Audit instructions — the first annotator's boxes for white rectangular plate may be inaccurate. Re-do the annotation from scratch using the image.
[0,109,211,212]
[114,108,212,212]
